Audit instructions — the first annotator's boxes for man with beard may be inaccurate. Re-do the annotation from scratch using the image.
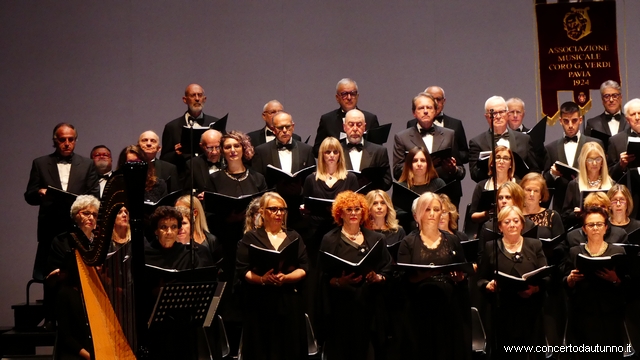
[313,78,379,156]
[138,130,180,193]
[90,145,112,198]
[160,84,220,172]
[183,129,223,199]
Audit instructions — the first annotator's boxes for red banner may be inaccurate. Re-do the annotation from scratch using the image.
[536,1,620,121]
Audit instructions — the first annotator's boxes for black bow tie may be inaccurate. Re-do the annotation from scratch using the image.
[564,135,578,143]
[347,142,364,151]
[493,132,509,141]
[435,114,444,122]
[266,129,275,137]
[630,132,639,138]
[56,155,73,164]
[605,113,621,121]
[208,160,222,168]
[99,173,111,180]
[419,126,435,136]
[277,142,294,151]
[188,116,204,126]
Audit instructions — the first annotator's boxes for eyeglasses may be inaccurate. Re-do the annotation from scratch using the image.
[338,91,358,99]
[344,207,362,214]
[92,152,111,159]
[602,93,621,101]
[488,110,508,117]
[275,124,293,131]
[612,199,627,205]
[266,207,288,214]
[205,146,221,152]
[585,222,606,229]
[324,150,340,155]
[495,156,511,162]
[79,211,98,218]
[586,157,603,165]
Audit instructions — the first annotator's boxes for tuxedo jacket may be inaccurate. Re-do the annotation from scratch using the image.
[247,126,302,148]
[607,129,633,182]
[183,154,217,194]
[341,140,392,191]
[313,108,379,157]
[468,128,540,183]
[393,125,465,200]
[406,113,469,164]
[251,139,315,179]
[153,159,180,193]
[160,112,220,169]
[584,112,629,138]
[543,135,603,211]
[25,153,100,244]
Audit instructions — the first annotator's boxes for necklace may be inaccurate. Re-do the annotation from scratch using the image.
[587,176,602,188]
[341,228,361,241]
[585,242,608,257]
[503,237,523,253]
[266,229,283,239]
[224,168,249,182]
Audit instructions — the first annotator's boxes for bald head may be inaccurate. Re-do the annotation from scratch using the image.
[183,83,206,117]
[138,130,161,161]
[200,129,223,163]
[261,100,284,128]
[425,86,446,114]
[344,109,366,144]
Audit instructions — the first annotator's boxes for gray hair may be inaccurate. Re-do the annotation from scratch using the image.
[484,96,507,112]
[600,80,621,94]
[336,78,358,92]
[624,99,640,117]
[506,97,525,109]
[70,195,100,218]
[262,100,282,112]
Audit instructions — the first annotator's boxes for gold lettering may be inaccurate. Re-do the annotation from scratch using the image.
[584,62,611,68]
[568,71,591,78]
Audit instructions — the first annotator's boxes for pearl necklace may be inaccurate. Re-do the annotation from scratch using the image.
[341,229,361,241]
[224,168,249,182]
[587,176,602,188]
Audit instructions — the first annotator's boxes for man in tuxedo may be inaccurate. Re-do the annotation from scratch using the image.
[160,83,220,171]
[313,78,379,156]
[394,92,464,207]
[506,97,528,132]
[468,96,540,182]
[608,98,640,179]
[90,145,112,198]
[406,86,469,164]
[183,129,223,198]
[25,123,99,279]
[138,131,180,193]
[543,101,603,211]
[340,109,392,191]
[247,100,302,147]
[584,80,629,143]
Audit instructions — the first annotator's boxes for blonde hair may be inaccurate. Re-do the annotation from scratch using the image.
[577,142,612,191]
[257,192,288,231]
[364,190,400,231]
[583,192,610,209]
[413,192,442,226]
[244,198,262,234]
[498,181,525,209]
[175,195,209,240]
[317,137,348,181]
[440,194,459,231]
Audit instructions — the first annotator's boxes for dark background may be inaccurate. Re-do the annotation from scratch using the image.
[1,0,638,324]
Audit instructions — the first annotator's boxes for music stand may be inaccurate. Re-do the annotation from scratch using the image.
[148,281,226,360]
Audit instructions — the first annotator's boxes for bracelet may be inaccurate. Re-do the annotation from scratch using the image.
[260,276,266,286]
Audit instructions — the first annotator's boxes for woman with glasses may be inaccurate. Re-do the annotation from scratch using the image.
[236,192,309,360]
[395,192,471,359]
[397,147,446,194]
[470,146,517,224]
[365,189,406,246]
[318,191,392,360]
[564,206,626,358]
[608,184,640,235]
[478,205,549,359]
[562,141,614,229]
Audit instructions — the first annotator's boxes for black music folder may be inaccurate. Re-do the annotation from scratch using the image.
[209,113,228,134]
[461,239,479,263]
[429,147,452,167]
[144,190,184,211]
[303,196,334,216]
[46,185,78,204]
[203,189,269,214]
[145,264,219,283]
[496,265,553,292]
[434,180,458,201]
[575,253,625,279]
[395,261,475,275]
[554,161,579,180]
[320,240,382,277]
[364,123,392,145]
[387,241,401,262]
[525,116,548,152]
[476,190,497,212]
[626,137,640,168]
[588,129,610,151]
[265,165,316,188]
[248,238,300,275]
[391,182,420,213]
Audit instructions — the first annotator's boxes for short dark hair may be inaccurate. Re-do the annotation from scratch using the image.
[580,206,609,227]
[90,145,111,158]
[150,206,183,231]
[52,123,77,139]
[560,101,580,116]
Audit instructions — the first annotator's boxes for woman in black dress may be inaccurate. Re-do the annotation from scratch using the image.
[144,206,196,270]
[236,192,309,360]
[318,191,392,360]
[175,195,223,267]
[117,145,167,203]
[396,192,472,360]
[397,146,446,194]
[470,145,517,225]
[478,205,548,359]
[438,193,469,243]
[564,206,626,359]
[608,184,640,235]
[520,172,564,240]
[365,189,406,246]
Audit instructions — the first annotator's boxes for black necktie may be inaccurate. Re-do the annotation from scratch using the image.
[347,142,364,151]
[564,135,578,143]
[605,113,621,121]
[277,142,294,151]
[419,126,435,136]
[266,129,275,137]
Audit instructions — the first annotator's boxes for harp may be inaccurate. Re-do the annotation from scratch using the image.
[70,162,148,358]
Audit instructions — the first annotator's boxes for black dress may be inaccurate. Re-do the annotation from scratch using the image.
[373,227,406,246]
[236,229,309,360]
[395,231,472,360]
[478,238,549,360]
[564,244,626,359]
[318,227,393,360]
